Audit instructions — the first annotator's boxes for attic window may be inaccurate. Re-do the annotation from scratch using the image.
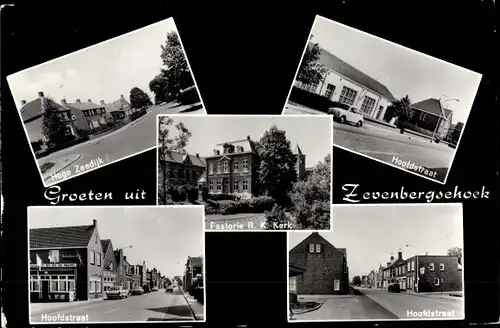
[315,244,321,253]
[309,244,314,253]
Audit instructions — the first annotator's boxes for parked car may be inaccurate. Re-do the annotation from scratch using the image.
[106,286,129,299]
[152,287,158,292]
[329,105,364,127]
[142,285,151,293]
[130,287,144,295]
[388,283,401,293]
[165,284,174,293]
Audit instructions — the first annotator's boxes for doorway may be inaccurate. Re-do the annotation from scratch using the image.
[41,281,49,301]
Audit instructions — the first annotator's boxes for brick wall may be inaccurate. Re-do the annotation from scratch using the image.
[416,256,462,293]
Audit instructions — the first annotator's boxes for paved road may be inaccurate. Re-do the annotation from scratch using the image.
[31,290,195,323]
[292,295,398,321]
[359,288,464,320]
[40,102,205,186]
[334,121,454,182]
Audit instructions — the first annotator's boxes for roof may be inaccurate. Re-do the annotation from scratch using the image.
[161,149,206,167]
[455,121,464,131]
[208,138,257,157]
[296,144,303,155]
[104,102,121,113]
[101,239,111,254]
[187,256,203,267]
[66,101,105,111]
[290,232,347,258]
[112,97,131,110]
[314,43,397,102]
[411,98,453,118]
[20,98,69,122]
[30,224,95,249]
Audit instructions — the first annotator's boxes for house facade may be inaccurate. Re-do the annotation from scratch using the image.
[296,44,397,121]
[159,150,206,187]
[21,92,79,143]
[289,264,306,304]
[63,98,108,132]
[405,255,463,293]
[103,95,133,121]
[100,239,117,292]
[29,219,104,302]
[184,256,203,292]
[409,98,453,139]
[382,250,406,289]
[289,232,349,295]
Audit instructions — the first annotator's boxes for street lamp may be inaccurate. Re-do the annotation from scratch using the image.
[431,96,460,141]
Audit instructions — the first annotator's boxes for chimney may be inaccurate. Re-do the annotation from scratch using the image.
[123,256,127,262]
[398,248,403,260]
[76,99,81,103]
[38,91,44,98]
[87,99,92,103]
[390,255,394,261]
[246,135,251,140]
[61,99,67,105]
[21,100,27,106]
[196,153,199,158]
[100,100,105,105]
[93,219,97,228]
[120,94,125,99]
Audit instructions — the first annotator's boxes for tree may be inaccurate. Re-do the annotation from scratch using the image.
[264,204,293,230]
[296,42,327,86]
[352,276,362,286]
[149,73,170,104]
[447,247,462,265]
[290,154,331,229]
[391,95,412,134]
[129,87,152,109]
[161,32,194,94]
[41,98,72,147]
[257,125,297,207]
[157,116,192,204]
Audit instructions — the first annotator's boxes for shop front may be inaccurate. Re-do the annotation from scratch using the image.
[30,263,77,302]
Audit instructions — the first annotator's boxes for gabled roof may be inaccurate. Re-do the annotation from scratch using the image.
[290,232,346,258]
[30,224,95,249]
[411,98,453,118]
[313,43,397,103]
[20,98,69,122]
[66,101,105,111]
[104,101,121,113]
[187,256,203,267]
[112,97,131,110]
[296,144,303,155]
[101,239,112,254]
[161,149,206,167]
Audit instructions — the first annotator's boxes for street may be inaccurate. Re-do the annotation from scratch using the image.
[39,101,204,185]
[31,290,196,323]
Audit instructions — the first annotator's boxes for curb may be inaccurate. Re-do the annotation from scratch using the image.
[402,292,463,303]
[179,290,199,321]
[290,302,323,316]
[31,297,105,317]
[42,154,82,181]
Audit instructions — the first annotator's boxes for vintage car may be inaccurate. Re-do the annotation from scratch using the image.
[152,287,158,292]
[165,284,174,293]
[328,105,364,127]
[388,283,401,293]
[106,286,129,299]
[130,287,144,295]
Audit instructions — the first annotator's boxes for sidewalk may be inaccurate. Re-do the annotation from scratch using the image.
[180,289,204,321]
[30,297,104,316]
[41,154,81,181]
[401,291,463,302]
[284,102,328,115]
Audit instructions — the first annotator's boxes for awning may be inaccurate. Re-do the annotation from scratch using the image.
[289,264,306,277]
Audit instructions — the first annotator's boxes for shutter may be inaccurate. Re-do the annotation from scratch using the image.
[306,244,309,252]
[321,244,324,253]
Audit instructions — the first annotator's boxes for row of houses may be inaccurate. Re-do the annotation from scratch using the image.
[160,136,311,199]
[29,219,164,303]
[20,91,139,144]
[297,43,464,140]
[362,249,463,293]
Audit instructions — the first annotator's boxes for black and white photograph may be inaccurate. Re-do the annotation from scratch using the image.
[282,15,482,184]
[156,114,332,231]
[7,17,206,188]
[28,206,205,324]
[288,203,464,322]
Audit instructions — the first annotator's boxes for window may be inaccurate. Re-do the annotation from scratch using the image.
[209,163,214,174]
[440,263,444,271]
[223,161,229,173]
[233,160,239,172]
[186,170,190,181]
[48,250,60,263]
[97,253,101,266]
[315,244,321,253]
[343,262,347,273]
[242,159,248,172]
[309,244,315,253]
[216,180,222,191]
[411,261,415,271]
[224,178,229,189]
[429,263,435,271]
[217,162,222,174]
[361,96,376,115]
[339,86,357,105]
[233,179,239,191]
[90,250,95,265]
[408,262,411,271]
[334,280,340,291]
[209,181,214,190]
[51,280,59,292]
[289,276,297,293]
[30,276,40,292]
[242,179,248,191]
[434,278,440,286]
[419,112,427,121]
[193,171,197,181]
[325,84,336,99]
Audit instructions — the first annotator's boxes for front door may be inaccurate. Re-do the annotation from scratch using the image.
[223,178,229,194]
[41,281,49,301]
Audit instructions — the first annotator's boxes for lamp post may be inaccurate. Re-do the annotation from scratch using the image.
[405,244,422,293]
[432,96,460,142]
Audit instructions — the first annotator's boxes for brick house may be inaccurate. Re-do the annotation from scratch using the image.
[382,250,406,289]
[375,264,384,288]
[20,92,79,143]
[29,219,104,302]
[100,239,117,292]
[205,137,307,199]
[296,43,397,121]
[409,98,453,139]
[183,256,203,292]
[289,264,306,304]
[63,98,108,132]
[289,232,349,295]
[102,95,133,121]
[405,255,463,293]
[159,149,206,186]
[113,249,138,291]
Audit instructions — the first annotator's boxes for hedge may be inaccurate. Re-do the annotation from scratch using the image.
[207,193,239,201]
[218,195,275,215]
[177,85,200,105]
[288,86,349,112]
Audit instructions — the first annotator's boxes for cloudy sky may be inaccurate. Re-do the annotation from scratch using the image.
[8,18,190,108]
[306,16,482,124]
[160,115,332,168]
[289,204,463,279]
[29,206,204,279]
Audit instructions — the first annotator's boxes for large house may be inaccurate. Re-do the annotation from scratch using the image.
[405,255,462,293]
[382,250,406,289]
[409,98,453,139]
[296,43,397,121]
[183,256,203,292]
[205,137,307,198]
[63,98,108,132]
[100,239,117,292]
[29,219,104,302]
[159,150,207,187]
[20,92,79,143]
[289,232,349,295]
[103,95,133,121]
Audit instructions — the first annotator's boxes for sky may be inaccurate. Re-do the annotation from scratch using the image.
[289,204,463,279]
[161,115,332,168]
[28,206,204,279]
[7,17,185,108]
[307,16,483,124]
